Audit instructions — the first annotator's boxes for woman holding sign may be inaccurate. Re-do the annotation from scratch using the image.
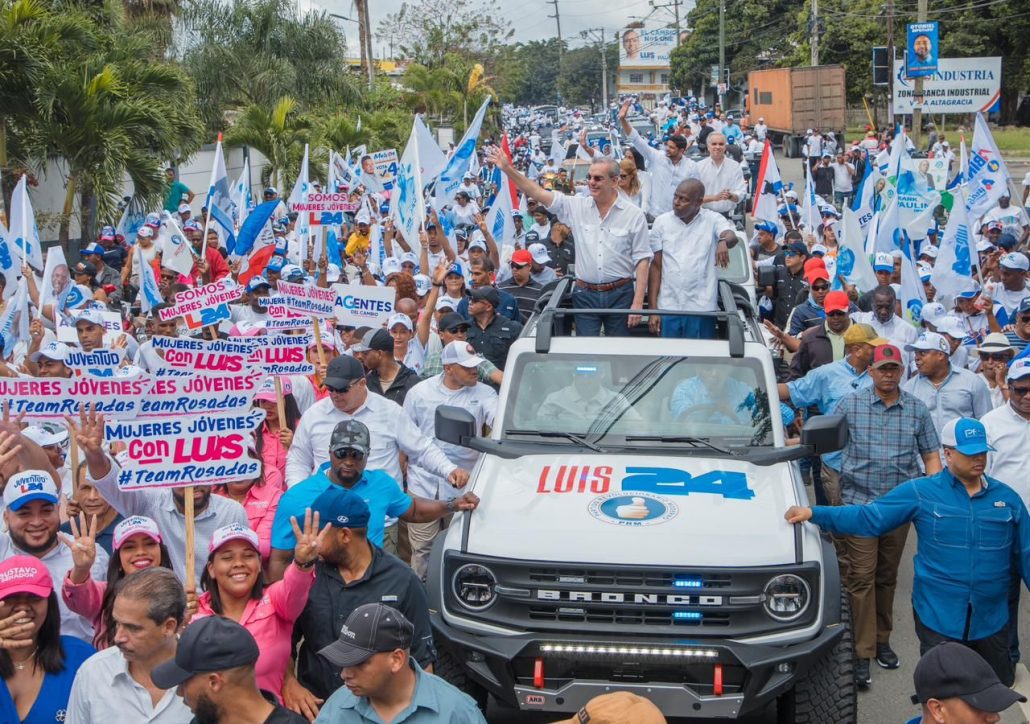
[253,378,300,486]
[60,514,179,649]
[196,512,326,702]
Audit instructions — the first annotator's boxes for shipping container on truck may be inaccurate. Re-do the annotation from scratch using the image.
[747,65,846,158]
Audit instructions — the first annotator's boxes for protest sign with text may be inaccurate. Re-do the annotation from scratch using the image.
[332,284,395,327]
[240,334,315,375]
[149,336,258,375]
[65,349,125,377]
[108,409,264,490]
[274,281,338,319]
[160,278,243,329]
[0,376,153,421]
[137,369,262,417]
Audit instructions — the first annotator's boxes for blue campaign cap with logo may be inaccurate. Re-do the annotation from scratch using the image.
[3,471,59,511]
[311,486,371,529]
[941,418,995,456]
[266,255,286,273]
[754,220,778,235]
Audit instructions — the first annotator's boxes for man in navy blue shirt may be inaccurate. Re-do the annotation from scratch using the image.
[786,417,1030,686]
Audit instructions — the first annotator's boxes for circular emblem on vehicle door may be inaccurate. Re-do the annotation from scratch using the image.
[587,492,678,527]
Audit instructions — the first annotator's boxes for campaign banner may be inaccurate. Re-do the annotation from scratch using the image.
[274,280,338,319]
[107,409,264,490]
[906,22,938,79]
[265,317,312,331]
[292,192,361,213]
[332,284,395,327]
[136,369,263,417]
[893,56,1001,115]
[149,336,258,376]
[160,278,243,330]
[0,376,154,421]
[373,149,399,190]
[243,334,315,375]
[65,348,125,378]
[619,26,676,69]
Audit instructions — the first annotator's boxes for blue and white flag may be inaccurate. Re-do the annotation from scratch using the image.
[158,212,195,277]
[231,158,252,230]
[850,156,882,230]
[965,113,1012,222]
[116,197,148,243]
[204,136,236,254]
[435,97,491,204]
[392,119,425,252]
[9,175,43,272]
[931,188,978,305]
[137,239,163,314]
[414,115,448,182]
[484,177,516,249]
[0,278,29,357]
[0,215,17,299]
[835,207,878,293]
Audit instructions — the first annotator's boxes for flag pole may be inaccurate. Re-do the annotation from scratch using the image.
[199,133,222,264]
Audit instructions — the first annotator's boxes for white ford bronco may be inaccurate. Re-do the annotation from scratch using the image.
[428,277,856,722]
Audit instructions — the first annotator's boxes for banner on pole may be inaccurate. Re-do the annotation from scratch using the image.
[160,278,243,329]
[332,284,395,327]
[149,336,258,375]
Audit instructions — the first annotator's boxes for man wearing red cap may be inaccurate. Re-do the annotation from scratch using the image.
[785,258,833,336]
[788,289,855,380]
[497,249,542,323]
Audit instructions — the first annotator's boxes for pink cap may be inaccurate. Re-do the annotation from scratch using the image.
[209,523,260,554]
[255,376,292,402]
[113,516,163,549]
[0,556,53,600]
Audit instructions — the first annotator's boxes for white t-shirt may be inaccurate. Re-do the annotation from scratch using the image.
[831,162,855,193]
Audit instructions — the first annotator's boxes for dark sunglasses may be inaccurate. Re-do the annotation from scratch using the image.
[510,262,529,270]
[325,382,354,395]
[587,174,613,182]
[1010,386,1030,397]
[1020,316,1030,324]
[978,352,1011,361]
[826,310,848,317]
[811,284,830,292]
[331,447,365,460]
[445,326,468,334]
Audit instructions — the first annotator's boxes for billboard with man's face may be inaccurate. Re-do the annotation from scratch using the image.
[619,26,677,68]
[906,22,939,78]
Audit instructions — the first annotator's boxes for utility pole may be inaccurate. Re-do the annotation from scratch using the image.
[886,0,895,126]
[810,0,820,65]
[581,28,609,111]
[649,0,683,45]
[548,0,563,60]
[718,0,726,108]
[911,0,928,148]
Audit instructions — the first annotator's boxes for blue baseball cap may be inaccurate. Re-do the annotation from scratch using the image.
[311,487,371,530]
[940,418,994,456]
[784,241,808,256]
[445,262,464,278]
[246,277,271,292]
[3,471,59,512]
[82,243,105,257]
[267,255,286,273]
[754,220,778,235]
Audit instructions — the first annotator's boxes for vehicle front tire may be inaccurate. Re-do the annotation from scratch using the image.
[433,645,490,713]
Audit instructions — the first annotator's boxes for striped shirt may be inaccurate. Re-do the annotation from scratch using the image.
[832,387,940,505]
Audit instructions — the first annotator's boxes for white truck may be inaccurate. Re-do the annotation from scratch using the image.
[427,277,857,721]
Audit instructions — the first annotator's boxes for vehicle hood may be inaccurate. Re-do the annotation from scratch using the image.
[464,452,800,567]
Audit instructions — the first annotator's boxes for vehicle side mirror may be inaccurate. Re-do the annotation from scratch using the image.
[801,414,848,455]
[436,405,477,446]
[757,265,777,289]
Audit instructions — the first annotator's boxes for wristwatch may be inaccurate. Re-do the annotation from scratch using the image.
[446,498,458,513]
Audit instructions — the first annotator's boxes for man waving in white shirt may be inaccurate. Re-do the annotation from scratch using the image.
[618,99,699,216]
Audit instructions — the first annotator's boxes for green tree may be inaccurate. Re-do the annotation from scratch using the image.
[557,43,618,110]
[180,0,357,134]
[377,0,512,69]
[224,96,312,191]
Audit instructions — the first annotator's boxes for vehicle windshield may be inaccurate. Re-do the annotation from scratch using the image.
[717,240,750,285]
[502,354,774,448]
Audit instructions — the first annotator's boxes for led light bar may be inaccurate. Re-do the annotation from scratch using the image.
[673,611,703,621]
[539,644,719,659]
[673,577,704,588]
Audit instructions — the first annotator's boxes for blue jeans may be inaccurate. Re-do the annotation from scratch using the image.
[834,191,852,209]
[571,284,634,336]
[661,315,715,339]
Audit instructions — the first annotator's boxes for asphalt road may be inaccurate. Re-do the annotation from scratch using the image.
[487,148,1030,723]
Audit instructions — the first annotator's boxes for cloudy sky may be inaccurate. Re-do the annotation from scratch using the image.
[310,0,685,55]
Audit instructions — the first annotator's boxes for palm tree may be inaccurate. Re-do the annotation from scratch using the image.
[224,96,312,191]
[31,32,203,243]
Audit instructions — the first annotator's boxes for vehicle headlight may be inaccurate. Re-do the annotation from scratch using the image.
[452,564,497,610]
[763,574,810,621]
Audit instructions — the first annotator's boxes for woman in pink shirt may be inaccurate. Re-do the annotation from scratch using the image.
[252,377,299,487]
[196,514,325,701]
[61,515,174,648]
[214,453,283,560]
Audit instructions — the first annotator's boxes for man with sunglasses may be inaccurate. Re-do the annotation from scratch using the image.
[487,146,651,336]
[285,356,468,490]
[765,241,809,330]
[270,419,478,581]
[498,249,543,323]
[419,313,503,386]
[903,332,993,438]
[788,290,854,380]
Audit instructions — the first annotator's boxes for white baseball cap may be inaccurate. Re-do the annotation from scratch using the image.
[935,316,967,340]
[74,308,106,327]
[387,313,413,331]
[21,424,69,448]
[413,274,432,297]
[528,243,551,265]
[1000,252,1029,272]
[30,341,71,363]
[382,257,402,278]
[1007,359,1030,382]
[919,245,939,259]
[919,302,947,326]
[209,523,260,554]
[3,471,59,512]
[905,331,950,354]
[399,251,419,267]
[177,203,191,214]
[326,263,342,283]
[873,252,894,272]
[137,226,154,239]
[441,340,486,368]
[113,516,163,549]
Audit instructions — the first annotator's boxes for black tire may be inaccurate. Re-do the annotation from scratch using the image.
[778,590,857,724]
[433,645,489,712]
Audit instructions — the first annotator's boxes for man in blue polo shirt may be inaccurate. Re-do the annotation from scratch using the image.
[267,420,479,581]
[785,417,1030,687]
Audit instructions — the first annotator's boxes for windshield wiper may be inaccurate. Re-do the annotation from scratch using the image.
[624,435,732,455]
[504,429,605,452]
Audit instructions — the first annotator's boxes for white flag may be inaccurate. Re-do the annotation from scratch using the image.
[289,144,312,265]
[9,175,44,271]
[231,158,252,230]
[484,178,516,249]
[0,215,18,299]
[203,135,236,254]
[965,113,1012,221]
[158,212,196,277]
[0,277,29,357]
[392,119,425,254]
[137,237,164,313]
[414,115,448,182]
[834,207,878,293]
[932,189,978,306]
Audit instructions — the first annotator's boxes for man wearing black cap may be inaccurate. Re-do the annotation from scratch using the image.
[272,420,478,578]
[766,240,810,329]
[420,312,503,386]
[313,603,485,723]
[152,615,305,723]
[285,356,468,489]
[908,642,1025,724]
[466,285,522,371]
[352,328,420,406]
